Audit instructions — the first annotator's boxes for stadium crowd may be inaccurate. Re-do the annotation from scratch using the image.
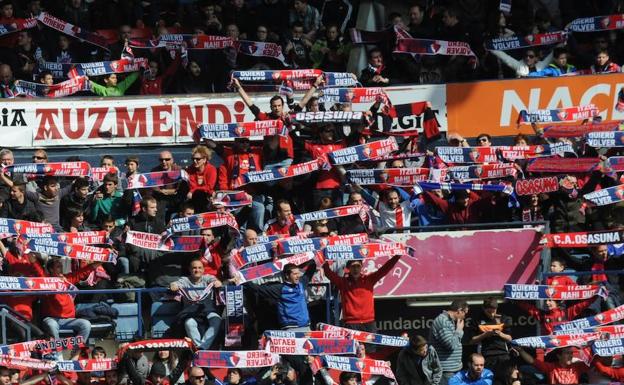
[2,1,624,385]
[0,0,623,96]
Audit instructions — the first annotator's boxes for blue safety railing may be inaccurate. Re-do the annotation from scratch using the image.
[0,283,333,341]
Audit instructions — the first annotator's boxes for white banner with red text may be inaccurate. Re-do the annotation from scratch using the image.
[0,86,447,148]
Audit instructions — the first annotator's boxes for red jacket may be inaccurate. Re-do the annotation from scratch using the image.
[545,275,576,286]
[3,251,45,321]
[517,298,593,335]
[140,55,180,95]
[323,255,401,324]
[217,146,263,190]
[533,359,588,385]
[423,191,492,224]
[264,218,297,236]
[40,265,97,319]
[304,141,344,189]
[186,163,217,195]
[252,107,294,159]
[201,242,223,278]
[595,361,624,381]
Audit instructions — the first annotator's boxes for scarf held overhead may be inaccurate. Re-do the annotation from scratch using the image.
[504,284,607,300]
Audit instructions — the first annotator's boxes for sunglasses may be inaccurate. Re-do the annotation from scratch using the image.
[32,156,46,160]
[478,138,489,142]
[159,158,171,161]
[192,157,204,161]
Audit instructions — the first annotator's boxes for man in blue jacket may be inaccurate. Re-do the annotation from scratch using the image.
[449,354,493,385]
[244,260,316,330]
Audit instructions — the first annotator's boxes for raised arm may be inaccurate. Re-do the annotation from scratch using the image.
[369,254,401,282]
[232,78,255,109]
[297,74,324,109]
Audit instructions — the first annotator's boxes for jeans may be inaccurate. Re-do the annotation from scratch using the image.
[43,317,91,342]
[117,257,130,276]
[184,313,221,350]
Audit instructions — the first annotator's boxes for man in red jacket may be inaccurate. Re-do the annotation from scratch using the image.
[322,254,401,332]
[41,258,100,345]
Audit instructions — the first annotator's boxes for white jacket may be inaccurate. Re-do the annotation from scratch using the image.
[492,49,554,77]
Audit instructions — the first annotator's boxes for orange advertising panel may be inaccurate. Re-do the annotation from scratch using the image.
[447,73,624,137]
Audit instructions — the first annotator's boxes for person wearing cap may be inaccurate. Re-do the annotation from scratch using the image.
[396,334,442,385]
[468,298,512,374]
[123,348,192,385]
[322,253,401,332]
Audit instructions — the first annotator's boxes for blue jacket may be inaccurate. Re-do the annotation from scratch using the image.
[244,261,316,328]
[528,63,576,77]
[449,368,493,385]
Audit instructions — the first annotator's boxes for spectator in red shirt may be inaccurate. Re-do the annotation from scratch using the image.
[199,228,223,278]
[186,145,217,211]
[591,49,621,74]
[545,257,576,286]
[0,241,46,339]
[517,347,589,385]
[420,189,494,225]
[594,357,624,382]
[322,254,401,332]
[140,53,181,95]
[232,78,294,168]
[514,297,594,335]
[41,258,100,347]
[264,199,298,236]
[207,138,265,231]
[304,124,346,207]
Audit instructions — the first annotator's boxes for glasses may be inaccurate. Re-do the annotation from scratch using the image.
[159,158,171,161]
[478,138,489,142]
[192,157,204,161]
[32,156,46,160]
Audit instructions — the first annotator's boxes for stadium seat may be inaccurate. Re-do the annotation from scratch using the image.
[150,301,182,338]
[59,303,115,340]
[112,303,140,341]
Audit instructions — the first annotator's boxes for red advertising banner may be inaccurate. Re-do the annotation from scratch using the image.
[447,73,624,137]
[375,228,543,297]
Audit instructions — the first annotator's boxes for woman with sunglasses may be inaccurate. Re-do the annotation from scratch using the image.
[185,145,217,205]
